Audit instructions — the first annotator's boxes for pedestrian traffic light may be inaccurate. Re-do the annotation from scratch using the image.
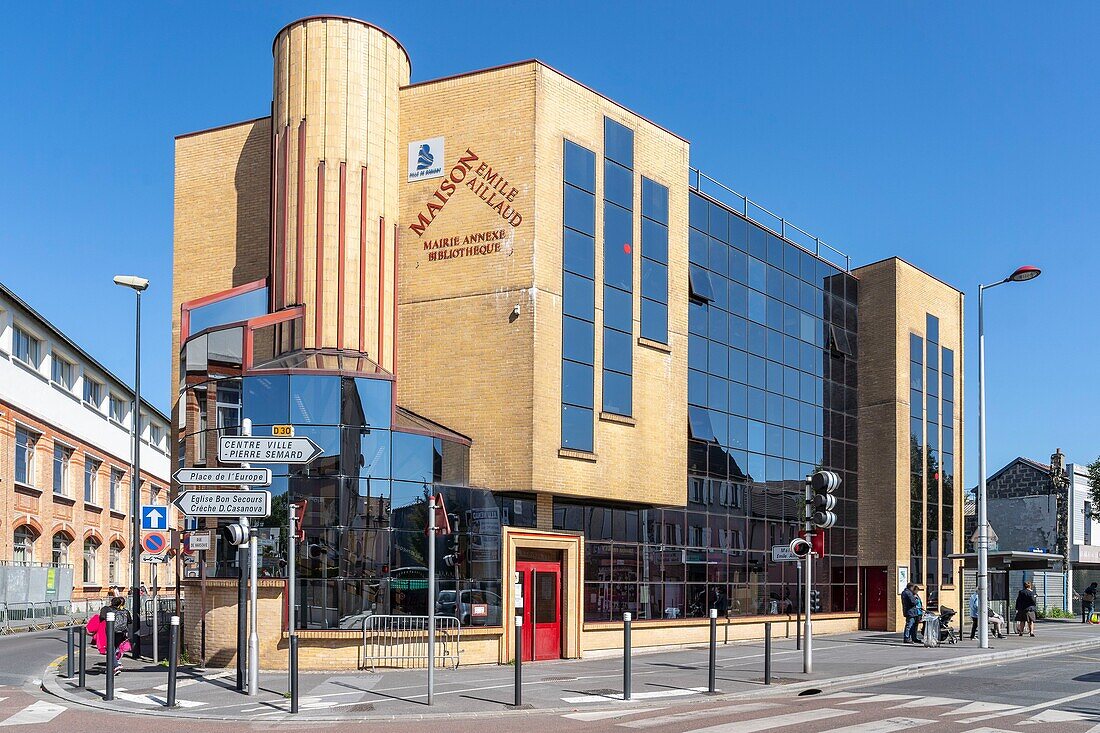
[789,537,812,559]
[809,589,822,614]
[806,470,841,530]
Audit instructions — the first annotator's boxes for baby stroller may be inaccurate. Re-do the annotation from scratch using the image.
[922,606,960,647]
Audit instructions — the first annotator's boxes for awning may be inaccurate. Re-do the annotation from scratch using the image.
[947,550,1064,571]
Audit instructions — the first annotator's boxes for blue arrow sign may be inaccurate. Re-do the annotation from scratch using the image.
[142,505,167,531]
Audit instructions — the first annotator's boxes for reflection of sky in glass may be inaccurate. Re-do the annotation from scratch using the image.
[188,287,268,335]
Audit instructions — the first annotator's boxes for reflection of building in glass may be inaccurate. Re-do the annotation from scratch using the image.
[172,15,964,667]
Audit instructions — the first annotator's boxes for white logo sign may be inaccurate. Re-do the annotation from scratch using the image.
[408,137,444,182]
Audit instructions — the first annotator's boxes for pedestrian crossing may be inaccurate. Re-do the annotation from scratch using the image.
[558,691,1100,732]
[0,699,66,728]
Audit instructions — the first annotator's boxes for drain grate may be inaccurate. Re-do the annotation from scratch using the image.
[540,676,578,682]
[343,703,376,712]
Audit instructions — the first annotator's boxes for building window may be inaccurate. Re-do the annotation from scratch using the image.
[12,326,41,367]
[149,422,164,448]
[52,533,72,566]
[83,538,100,585]
[640,177,669,343]
[15,426,39,486]
[109,543,123,585]
[83,377,103,407]
[216,380,242,436]
[84,456,101,504]
[1087,503,1093,545]
[13,526,36,564]
[52,356,75,390]
[109,395,127,425]
[109,468,125,511]
[196,387,208,463]
[601,117,635,417]
[53,443,73,496]
[561,139,597,452]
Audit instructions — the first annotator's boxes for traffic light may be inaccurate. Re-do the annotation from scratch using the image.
[789,537,812,560]
[809,589,822,613]
[222,518,250,547]
[806,470,841,530]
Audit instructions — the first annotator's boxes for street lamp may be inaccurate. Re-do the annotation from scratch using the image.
[114,274,149,659]
[977,265,1040,649]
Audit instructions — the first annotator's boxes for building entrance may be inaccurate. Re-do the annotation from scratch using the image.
[517,560,562,660]
[861,566,888,630]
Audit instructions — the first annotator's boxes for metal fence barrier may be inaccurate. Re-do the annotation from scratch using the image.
[361,615,461,672]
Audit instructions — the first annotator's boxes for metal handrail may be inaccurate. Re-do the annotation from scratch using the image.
[689,167,852,273]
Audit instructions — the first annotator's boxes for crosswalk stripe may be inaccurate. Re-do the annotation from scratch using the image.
[564,708,666,722]
[0,701,66,727]
[891,696,968,709]
[839,694,920,705]
[813,718,935,733]
[944,701,1021,716]
[820,692,873,700]
[561,687,708,704]
[677,708,857,733]
[618,703,780,728]
[956,728,1021,733]
[1025,709,1094,723]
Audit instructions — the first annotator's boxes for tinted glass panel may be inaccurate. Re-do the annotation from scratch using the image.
[187,286,269,336]
[563,273,595,320]
[603,370,632,416]
[641,300,668,343]
[290,376,342,425]
[604,160,633,209]
[563,316,595,364]
[562,405,593,451]
[564,185,596,235]
[352,377,392,429]
[604,203,633,290]
[244,375,290,427]
[641,218,668,264]
[391,432,433,483]
[641,177,669,223]
[562,361,595,408]
[641,259,668,302]
[603,117,634,168]
[563,229,595,278]
[604,287,632,332]
[564,140,596,191]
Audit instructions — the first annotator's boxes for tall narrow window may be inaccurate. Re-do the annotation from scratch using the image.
[53,444,72,496]
[13,526,36,564]
[52,356,74,390]
[909,333,924,587]
[561,139,597,452]
[12,326,41,367]
[109,543,123,585]
[84,456,101,504]
[83,538,100,585]
[15,427,38,486]
[52,533,71,566]
[110,468,125,511]
[1087,503,1093,545]
[640,177,669,343]
[195,387,209,463]
[602,117,635,417]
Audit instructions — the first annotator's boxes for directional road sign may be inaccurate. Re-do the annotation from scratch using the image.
[141,505,169,531]
[142,532,168,555]
[771,544,799,563]
[174,467,272,486]
[218,436,322,464]
[173,489,272,517]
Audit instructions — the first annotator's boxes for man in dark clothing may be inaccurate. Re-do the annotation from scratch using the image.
[1078,582,1097,623]
[901,583,922,643]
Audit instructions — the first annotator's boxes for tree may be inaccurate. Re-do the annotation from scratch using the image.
[1087,456,1100,521]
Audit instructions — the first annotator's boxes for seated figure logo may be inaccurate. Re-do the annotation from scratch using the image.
[416,144,434,172]
[408,137,444,182]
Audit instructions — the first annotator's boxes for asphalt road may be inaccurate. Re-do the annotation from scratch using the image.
[0,630,69,686]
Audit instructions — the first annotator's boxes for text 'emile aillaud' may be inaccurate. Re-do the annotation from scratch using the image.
[409,148,525,247]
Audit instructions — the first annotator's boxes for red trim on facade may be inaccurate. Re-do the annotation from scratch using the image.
[240,307,304,370]
[392,222,399,374]
[359,166,368,354]
[278,124,290,307]
[315,160,325,347]
[295,119,306,305]
[377,217,385,366]
[179,278,269,342]
[337,162,347,348]
[270,126,279,311]
[13,517,44,535]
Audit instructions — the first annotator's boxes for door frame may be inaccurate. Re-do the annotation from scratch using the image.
[517,560,562,660]
[503,528,583,661]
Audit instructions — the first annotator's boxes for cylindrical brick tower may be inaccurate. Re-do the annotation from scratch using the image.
[270,16,409,370]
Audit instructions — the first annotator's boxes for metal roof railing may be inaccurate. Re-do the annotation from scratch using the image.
[689,168,851,273]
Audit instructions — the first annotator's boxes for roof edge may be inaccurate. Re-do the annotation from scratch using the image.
[853,255,964,295]
[272,16,411,73]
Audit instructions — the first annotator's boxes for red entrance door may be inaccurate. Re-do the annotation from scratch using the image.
[517,561,562,661]
[861,566,888,631]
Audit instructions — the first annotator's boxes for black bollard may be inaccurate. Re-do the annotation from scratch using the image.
[105,613,116,701]
[708,608,717,693]
[77,626,86,690]
[623,612,632,701]
[66,627,74,679]
[764,622,772,685]
[289,634,300,714]
[167,616,179,707]
[513,615,523,707]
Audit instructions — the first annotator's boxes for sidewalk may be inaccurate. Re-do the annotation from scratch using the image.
[42,620,1100,722]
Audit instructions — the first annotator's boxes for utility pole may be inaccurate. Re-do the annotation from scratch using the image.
[1051,448,1070,609]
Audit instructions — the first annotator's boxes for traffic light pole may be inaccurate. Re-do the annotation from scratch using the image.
[803,532,813,674]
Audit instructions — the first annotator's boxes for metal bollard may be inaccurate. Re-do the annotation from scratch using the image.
[66,627,75,679]
[623,612,632,701]
[105,612,116,701]
[77,626,87,689]
[513,615,523,707]
[289,635,299,714]
[764,622,772,685]
[708,608,717,693]
[167,616,179,708]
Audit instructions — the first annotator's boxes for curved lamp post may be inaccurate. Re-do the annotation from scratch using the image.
[977,265,1041,649]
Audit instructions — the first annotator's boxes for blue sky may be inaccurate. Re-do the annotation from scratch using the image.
[1,2,1097,483]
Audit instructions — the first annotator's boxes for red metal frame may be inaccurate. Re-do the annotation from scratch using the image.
[295,119,306,305]
[180,278,269,343]
[392,222,399,374]
[269,125,279,312]
[315,160,326,347]
[278,124,289,307]
[358,166,368,354]
[337,161,347,347]
[241,306,305,370]
[377,216,385,366]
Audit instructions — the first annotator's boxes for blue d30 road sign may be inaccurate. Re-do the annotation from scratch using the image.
[142,505,168,531]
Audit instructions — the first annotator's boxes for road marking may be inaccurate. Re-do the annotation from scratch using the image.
[821,693,873,700]
[113,690,204,708]
[957,728,1021,733]
[563,708,666,721]
[891,696,968,709]
[152,671,234,691]
[561,687,709,704]
[679,708,857,733]
[946,702,1022,716]
[618,703,780,728]
[814,718,935,733]
[839,694,920,705]
[1023,709,1094,723]
[959,686,1100,724]
[0,701,66,727]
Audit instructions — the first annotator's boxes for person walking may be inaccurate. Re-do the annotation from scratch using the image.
[1015,581,1038,637]
[969,590,1006,639]
[901,582,922,643]
[1076,582,1097,624]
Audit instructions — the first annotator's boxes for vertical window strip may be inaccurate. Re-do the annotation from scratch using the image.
[561,140,596,452]
[909,333,924,586]
[602,118,634,416]
[641,177,669,344]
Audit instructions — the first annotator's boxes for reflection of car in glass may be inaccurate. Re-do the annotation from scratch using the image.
[436,590,501,626]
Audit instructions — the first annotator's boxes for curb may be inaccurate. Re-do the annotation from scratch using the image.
[41,635,1100,723]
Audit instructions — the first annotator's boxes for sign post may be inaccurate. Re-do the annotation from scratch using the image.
[427,494,436,706]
